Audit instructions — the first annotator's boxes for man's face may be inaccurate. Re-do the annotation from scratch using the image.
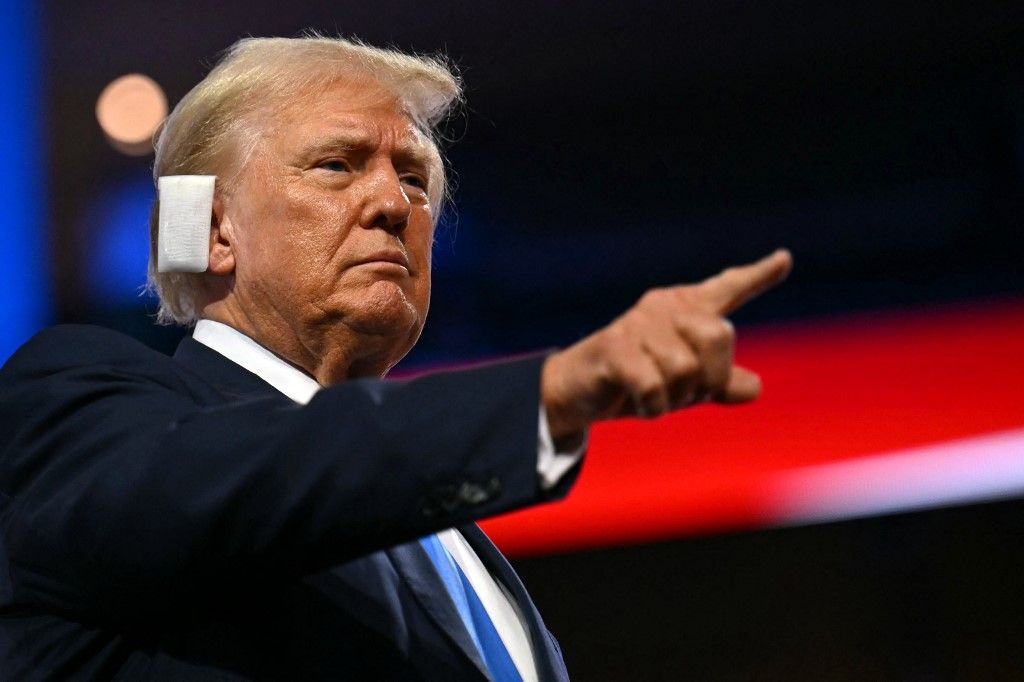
[220,77,438,379]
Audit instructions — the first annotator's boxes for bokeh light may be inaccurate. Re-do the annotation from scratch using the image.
[95,73,166,156]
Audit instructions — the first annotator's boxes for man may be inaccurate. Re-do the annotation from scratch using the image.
[0,36,791,680]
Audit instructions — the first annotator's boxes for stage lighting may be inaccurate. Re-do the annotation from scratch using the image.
[96,74,167,156]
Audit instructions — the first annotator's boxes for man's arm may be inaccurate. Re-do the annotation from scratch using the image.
[0,326,566,623]
[0,250,789,625]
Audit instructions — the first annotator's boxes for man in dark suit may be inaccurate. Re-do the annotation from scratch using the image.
[0,35,790,679]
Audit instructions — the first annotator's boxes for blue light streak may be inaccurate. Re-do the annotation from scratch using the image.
[0,1,48,363]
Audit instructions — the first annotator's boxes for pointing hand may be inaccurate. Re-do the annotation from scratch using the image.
[541,249,793,441]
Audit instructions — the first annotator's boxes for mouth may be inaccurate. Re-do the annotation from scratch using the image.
[352,250,411,272]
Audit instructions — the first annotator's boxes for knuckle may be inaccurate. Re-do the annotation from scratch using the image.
[671,352,699,377]
[710,318,735,345]
[693,316,734,348]
[593,356,617,388]
[608,356,638,384]
[679,288,719,317]
[597,323,629,352]
[639,287,670,309]
[636,376,664,400]
[602,351,635,387]
[673,286,700,308]
[625,365,664,402]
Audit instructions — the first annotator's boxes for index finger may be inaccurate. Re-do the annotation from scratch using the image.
[696,249,793,315]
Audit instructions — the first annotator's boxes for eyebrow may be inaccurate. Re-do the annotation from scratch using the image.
[298,131,434,169]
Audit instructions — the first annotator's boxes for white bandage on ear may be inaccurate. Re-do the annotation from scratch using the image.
[157,175,216,273]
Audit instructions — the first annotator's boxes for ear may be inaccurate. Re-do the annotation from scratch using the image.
[207,194,236,276]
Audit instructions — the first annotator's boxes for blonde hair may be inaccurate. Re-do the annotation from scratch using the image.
[148,35,461,325]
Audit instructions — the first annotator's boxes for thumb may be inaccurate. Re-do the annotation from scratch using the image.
[715,366,763,404]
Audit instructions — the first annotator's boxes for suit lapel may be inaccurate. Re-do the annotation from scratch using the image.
[459,524,564,682]
[386,541,491,680]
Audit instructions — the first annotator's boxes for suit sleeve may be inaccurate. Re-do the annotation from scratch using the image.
[0,326,580,623]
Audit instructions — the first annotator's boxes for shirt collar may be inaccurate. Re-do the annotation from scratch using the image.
[191,319,321,405]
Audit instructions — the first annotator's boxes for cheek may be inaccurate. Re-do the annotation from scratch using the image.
[408,213,434,270]
[414,246,433,314]
[272,189,352,269]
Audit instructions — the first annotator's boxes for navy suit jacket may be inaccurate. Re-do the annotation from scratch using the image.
[0,325,576,680]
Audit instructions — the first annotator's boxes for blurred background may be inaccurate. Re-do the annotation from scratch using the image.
[4,0,1024,678]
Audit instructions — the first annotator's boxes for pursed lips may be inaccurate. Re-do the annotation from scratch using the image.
[351,249,411,273]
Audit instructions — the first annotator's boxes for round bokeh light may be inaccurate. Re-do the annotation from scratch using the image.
[96,74,167,156]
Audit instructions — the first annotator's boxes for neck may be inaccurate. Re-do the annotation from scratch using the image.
[199,297,392,385]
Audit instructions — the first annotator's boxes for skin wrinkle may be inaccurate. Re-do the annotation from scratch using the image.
[196,77,437,384]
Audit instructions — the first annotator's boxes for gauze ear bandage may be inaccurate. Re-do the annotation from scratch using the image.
[157,175,216,273]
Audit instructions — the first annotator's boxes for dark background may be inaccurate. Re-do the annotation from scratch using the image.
[44,1,1024,678]
[48,0,1024,357]
[515,498,1024,680]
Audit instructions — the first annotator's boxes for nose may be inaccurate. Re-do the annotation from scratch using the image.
[358,164,412,234]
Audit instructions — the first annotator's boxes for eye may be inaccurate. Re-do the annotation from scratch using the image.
[318,159,351,172]
[401,173,428,191]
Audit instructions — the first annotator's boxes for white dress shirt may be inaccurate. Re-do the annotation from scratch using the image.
[191,319,584,681]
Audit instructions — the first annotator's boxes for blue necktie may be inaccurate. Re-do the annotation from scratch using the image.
[419,534,524,682]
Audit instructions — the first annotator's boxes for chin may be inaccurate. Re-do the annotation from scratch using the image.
[340,281,426,342]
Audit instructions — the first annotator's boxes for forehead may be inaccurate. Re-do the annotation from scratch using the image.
[265,77,432,159]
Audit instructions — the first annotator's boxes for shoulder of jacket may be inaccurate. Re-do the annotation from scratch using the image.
[1,324,174,378]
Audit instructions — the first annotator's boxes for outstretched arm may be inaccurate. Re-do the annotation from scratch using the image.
[0,332,554,623]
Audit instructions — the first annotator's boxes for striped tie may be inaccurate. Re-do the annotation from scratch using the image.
[419,534,523,681]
